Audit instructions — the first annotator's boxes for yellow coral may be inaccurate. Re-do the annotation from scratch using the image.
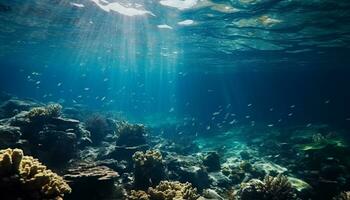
[148,181,199,200]
[133,150,163,166]
[27,104,62,120]
[0,148,71,199]
[128,190,150,200]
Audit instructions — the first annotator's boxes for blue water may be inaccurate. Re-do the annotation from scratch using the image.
[0,0,350,130]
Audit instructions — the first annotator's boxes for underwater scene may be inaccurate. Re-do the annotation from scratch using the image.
[1,0,350,199]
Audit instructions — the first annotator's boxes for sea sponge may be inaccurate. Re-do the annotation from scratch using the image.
[239,174,296,200]
[148,181,200,200]
[132,150,164,189]
[27,104,62,121]
[0,148,71,200]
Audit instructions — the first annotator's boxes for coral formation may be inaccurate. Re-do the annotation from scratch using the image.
[117,122,147,147]
[132,150,165,189]
[109,122,149,160]
[4,103,87,167]
[128,181,200,200]
[0,148,71,200]
[27,104,62,121]
[129,190,150,200]
[148,181,200,200]
[239,174,296,200]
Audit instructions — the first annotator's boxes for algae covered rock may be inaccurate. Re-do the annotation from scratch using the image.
[0,148,71,200]
[0,124,21,148]
[202,151,221,172]
[64,162,120,200]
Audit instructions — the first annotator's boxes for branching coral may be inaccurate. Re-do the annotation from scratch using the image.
[263,174,296,199]
[239,174,296,200]
[27,104,62,121]
[0,148,71,200]
[132,150,164,189]
[148,181,200,200]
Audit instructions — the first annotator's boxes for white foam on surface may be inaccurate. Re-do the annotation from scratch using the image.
[178,19,194,25]
[70,2,85,8]
[157,24,173,29]
[159,0,198,10]
[91,0,155,17]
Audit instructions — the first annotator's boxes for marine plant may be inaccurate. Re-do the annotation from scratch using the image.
[0,148,71,200]
[85,113,109,144]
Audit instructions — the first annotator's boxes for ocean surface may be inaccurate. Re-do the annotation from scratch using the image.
[0,0,350,200]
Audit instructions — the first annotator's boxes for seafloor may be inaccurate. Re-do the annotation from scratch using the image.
[0,92,349,200]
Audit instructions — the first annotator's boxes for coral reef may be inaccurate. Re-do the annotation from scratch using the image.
[148,181,200,200]
[3,103,88,167]
[239,174,296,200]
[0,95,349,200]
[0,148,71,200]
[132,150,165,189]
